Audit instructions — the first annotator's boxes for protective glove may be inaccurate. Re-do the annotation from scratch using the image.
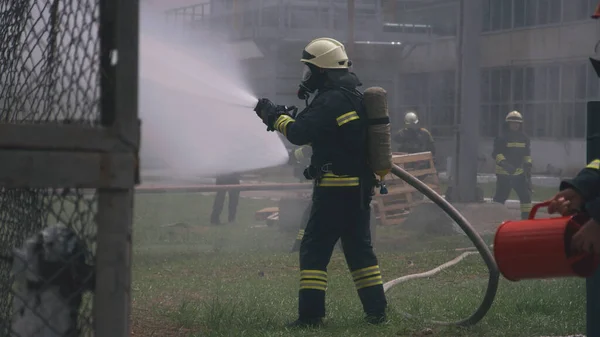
[498,161,517,175]
[254,98,284,131]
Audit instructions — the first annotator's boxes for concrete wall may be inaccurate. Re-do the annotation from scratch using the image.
[403,21,599,72]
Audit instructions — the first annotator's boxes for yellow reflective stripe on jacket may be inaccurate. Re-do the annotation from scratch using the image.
[495,166,524,175]
[507,142,526,148]
[275,115,295,136]
[351,265,383,290]
[524,155,532,164]
[318,172,359,187]
[336,111,359,126]
[587,159,600,170]
[296,229,305,240]
[300,269,327,291]
[495,154,506,163]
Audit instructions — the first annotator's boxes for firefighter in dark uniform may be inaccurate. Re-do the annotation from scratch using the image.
[393,111,435,157]
[492,111,533,220]
[254,37,387,327]
[210,173,241,225]
[548,158,600,254]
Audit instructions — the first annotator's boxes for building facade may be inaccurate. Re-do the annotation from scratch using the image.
[397,0,599,174]
[162,0,600,175]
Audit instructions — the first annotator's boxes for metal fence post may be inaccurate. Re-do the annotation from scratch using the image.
[94,0,140,336]
[587,101,600,337]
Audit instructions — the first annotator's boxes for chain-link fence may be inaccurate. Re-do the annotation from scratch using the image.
[0,0,137,336]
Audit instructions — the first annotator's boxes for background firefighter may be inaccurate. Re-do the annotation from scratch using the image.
[393,112,435,154]
[210,173,241,225]
[254,37,387,328]
[491,110,533,220]
[393,111,436,177]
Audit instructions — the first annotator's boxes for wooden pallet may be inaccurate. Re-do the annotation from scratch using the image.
[374,152,440,226]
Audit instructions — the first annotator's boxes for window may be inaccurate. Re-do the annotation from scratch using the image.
[524,0,537,26]
[402,73,429,105]
[538,0,561,25]
[524,67,535,101]
[513,0,525,27]
[512,68,524,101]
[482,70,491,102]
[501,0,513,29]
[490,68,510,102]
[563,0,592,22]
[482,0,492,32]
[490,0,503,31]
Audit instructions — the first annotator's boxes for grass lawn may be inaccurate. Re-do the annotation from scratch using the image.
[132,193,585,337]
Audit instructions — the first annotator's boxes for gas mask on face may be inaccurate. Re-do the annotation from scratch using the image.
[297,64,321,101]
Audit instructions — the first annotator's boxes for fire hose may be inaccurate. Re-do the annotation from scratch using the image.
[387,164,500,327]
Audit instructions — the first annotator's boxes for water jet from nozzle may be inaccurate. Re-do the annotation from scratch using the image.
[138,12,288,180]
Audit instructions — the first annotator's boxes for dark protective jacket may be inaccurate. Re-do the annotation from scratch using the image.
[491,130,532,175]
[393,127,435,155]
[560,159,600,223]
[273,72,371,181]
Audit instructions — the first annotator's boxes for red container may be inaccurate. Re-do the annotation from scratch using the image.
[493,201,600,281]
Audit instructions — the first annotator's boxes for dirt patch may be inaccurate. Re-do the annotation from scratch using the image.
[131,307,193,337]
[402,201,520,236]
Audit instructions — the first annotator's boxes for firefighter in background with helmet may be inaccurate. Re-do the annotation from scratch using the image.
[393,111,436,182]
[393,111,435,157]
[254,37,387,327]
[492,111,533,220]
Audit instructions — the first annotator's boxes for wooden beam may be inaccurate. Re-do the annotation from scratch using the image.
[0,151,136,188]
[0,124,132,152]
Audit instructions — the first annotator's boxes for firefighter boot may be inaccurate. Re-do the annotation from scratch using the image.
[358,285,388,325]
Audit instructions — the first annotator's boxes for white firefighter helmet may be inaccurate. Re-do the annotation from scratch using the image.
[404,111,419,125]
[300,37,349,69]
[505,110,523,123]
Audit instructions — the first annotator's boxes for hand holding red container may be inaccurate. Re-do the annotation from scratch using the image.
[493,200,600,282]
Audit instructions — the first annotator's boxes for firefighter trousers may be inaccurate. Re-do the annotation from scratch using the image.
[493,174,532,219]
[297,184,387,320]
[210,175,240,223]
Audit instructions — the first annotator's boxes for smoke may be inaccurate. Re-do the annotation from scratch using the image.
[139,8,289,179]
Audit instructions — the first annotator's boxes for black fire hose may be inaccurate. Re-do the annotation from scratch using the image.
[389,164,500,326]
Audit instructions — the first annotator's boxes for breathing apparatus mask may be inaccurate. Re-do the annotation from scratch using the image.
[297,64,320,102]
[297,60,354,104]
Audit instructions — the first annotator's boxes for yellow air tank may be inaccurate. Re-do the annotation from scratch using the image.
[363,87,392,193]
